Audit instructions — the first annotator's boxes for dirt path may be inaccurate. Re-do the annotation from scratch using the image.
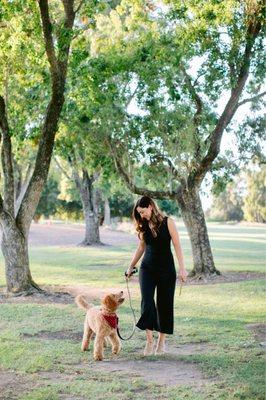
[88,356,215,387]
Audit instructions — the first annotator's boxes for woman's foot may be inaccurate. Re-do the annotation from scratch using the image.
[154,340,166,355]
[143,341,154,356]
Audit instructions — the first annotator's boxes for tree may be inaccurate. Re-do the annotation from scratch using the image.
[59,161,104,245]
[243,166,266,223]
[54,115,112,245]
[84,0,264,278]
[0,0,83,293]
[207,180,244,222]
[34,175,60,222]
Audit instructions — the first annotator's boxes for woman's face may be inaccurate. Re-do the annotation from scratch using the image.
[136,205,153,221]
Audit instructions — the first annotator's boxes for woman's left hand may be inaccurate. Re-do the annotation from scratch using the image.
[178,268,188,283]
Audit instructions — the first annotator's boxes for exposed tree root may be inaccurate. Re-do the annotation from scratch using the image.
[187,270,222,282]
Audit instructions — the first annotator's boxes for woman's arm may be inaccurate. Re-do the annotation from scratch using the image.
[167,217,188,281]
[126,240,146,276]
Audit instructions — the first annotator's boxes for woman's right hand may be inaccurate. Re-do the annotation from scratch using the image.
[178,268,188,283]
[125,266,135,278]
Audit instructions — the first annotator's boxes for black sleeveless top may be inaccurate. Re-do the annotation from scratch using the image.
[141,216,176,275]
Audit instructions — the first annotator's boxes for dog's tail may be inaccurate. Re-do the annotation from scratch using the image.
[75,295,93,311]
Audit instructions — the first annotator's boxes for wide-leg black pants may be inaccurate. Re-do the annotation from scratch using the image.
[136,267,176,334]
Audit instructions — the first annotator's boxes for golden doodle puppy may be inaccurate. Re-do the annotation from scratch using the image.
[75,291,125,361]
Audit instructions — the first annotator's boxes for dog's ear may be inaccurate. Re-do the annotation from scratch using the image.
[102,295,117,311]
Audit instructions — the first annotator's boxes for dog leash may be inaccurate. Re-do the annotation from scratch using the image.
[117,269,138,340]
[179,280,183,296]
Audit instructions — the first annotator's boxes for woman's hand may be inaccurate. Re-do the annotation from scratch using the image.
[125,266,136,279]
[178,268,188,283]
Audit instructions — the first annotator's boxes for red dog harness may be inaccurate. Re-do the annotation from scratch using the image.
[102,313,119,329]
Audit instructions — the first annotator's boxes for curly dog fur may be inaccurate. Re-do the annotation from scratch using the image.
[75,291,125,361]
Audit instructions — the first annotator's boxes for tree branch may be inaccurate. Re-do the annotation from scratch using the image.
[237,90,266,108]
[125,83,139,109]
[106,136,181,200]
[150,153,183,182]
[0,96,15,216]
[66,152,83,192]
[72,168,82,192]
[193,69,206,86]
[180,65,203,160]
[15,163,34,217]
[16,0,75,233]
[190,14,262,187]
[58,0,75,78]
[181,66,203,125]
[69,157,92,210]
[74,0,85,13]
[0,193,4,214]
[54,156,72,181]
[38,0,58,78]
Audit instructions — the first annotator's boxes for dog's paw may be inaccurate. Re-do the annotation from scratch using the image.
[81,340,89,351]
[112,348,120,355]
[94,354,103,361]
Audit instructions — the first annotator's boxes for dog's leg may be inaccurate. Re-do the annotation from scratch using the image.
[94,332,105,361]
[109,331,121,355]
[82,323,93,351]
[103,337,110,348]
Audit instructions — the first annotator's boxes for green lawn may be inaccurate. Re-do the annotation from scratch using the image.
[0,223,265,400]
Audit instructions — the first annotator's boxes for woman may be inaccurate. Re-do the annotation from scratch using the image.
[126,195,188,356]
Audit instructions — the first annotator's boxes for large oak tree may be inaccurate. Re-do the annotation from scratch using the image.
[0,0,84,293]
[83,0,265,278]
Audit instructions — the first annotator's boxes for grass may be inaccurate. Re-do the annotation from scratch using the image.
[0,222,265,400]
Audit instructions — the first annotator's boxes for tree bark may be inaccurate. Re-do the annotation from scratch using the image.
[103,198,111,226]
[82,211,101,246]
[74,169,103,246]
[178,186,220,278]
[0,219,39,293]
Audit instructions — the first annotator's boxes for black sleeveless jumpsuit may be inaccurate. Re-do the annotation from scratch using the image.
[136,216,177,334]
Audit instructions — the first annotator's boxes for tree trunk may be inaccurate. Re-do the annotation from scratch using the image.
[0,1,77,294]
[178,186,220,278]
[83,209,101,245]
[1,220,39,293]
[103,198,111,226]
[76,170,103,246]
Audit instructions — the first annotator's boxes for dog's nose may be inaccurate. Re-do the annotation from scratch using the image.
[120,291,123,295]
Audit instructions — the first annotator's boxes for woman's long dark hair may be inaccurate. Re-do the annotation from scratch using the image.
[132,196,165,240]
